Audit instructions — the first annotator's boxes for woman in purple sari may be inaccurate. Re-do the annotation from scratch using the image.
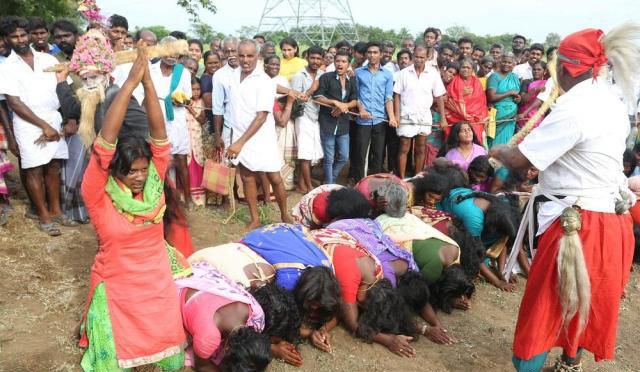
[516,61,547,130]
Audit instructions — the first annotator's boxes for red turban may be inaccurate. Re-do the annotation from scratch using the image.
[312,192,330,224]
[558,28,608,78]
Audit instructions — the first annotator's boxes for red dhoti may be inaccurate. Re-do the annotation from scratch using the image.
[513,210,634,361]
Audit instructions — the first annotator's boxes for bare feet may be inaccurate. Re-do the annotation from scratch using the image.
[245,220,262,232]
[295,186,309,195]
[281,214,293,224]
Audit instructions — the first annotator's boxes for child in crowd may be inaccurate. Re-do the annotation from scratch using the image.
[186,77,206,207]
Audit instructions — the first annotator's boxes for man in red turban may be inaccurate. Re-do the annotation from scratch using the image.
[491,23,640,371]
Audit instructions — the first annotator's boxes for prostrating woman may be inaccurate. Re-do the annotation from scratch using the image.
[487,53,521,147]
[188,243,305,367]
[79,44,185,371]
[438,187,522,291]
[327,211,457,345]
[440,122,487,171]
[176,262,271,371]
[291,184,344,228]
[444,57,488,144]
[375,186,478,314]
[355,173,413,215]
[241,224,342,353]
[309,228,420,356]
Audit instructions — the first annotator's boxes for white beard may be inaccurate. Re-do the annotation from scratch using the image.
[75,83,106,148]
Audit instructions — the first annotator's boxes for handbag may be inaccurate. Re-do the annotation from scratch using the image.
[201,150,236,196]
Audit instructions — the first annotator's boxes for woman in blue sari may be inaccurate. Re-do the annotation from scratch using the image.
[487,53,521,147]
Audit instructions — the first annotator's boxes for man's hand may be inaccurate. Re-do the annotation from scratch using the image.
[359,109,372,120]
[55,64,70,83]
[63,119,79,136]
[226,141,243,159]
[7,135,19,156]
[334,101,349,114]
[388,116,398,128]
[42,124,60,140]
[214,134,225,152]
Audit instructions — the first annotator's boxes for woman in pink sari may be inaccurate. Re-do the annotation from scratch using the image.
[516,61,547,129]
[444,58,488,145]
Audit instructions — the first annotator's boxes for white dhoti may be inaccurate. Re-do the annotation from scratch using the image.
[14,111,68,169]
[231,123,283,173]
[166,119,190,155]
[295,116,323,162]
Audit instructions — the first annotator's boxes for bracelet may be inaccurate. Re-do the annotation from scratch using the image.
[421,324,428,335]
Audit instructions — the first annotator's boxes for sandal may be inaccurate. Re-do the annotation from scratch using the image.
[24,210,39,220]
[0,211,7,226]
[51,215,79,227]
[38,222,61,237]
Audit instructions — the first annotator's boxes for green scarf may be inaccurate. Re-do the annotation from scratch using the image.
[164,63,184,121]
[105,162,166,225]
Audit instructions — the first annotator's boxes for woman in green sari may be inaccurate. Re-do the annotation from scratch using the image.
[487,53,521,147]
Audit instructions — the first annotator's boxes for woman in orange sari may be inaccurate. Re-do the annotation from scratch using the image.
[444,58,488,145]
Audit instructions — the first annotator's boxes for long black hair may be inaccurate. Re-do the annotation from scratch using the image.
[397,271,430,314]
[293,266,341,329]
[219,326,272,372]
[448,219,483,279]
[250,284,302,343]
[437,122,481,157]
[428,159,469,191]
[356,279,418,341]
[327,188,372,220]
[279,37,300,57]
[429,264,475,314]
[410,172,450,205]
[482,193,520,243]
[109,135,151,179]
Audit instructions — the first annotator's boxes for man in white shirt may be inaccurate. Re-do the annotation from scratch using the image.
[213,37,240,150]
[491,27,636,372]
[291,46,324,193]
[393,45,446,178]
[422,27,439,69]
[0,17,68,236]
[225,39,291,230]
[513,43,544,81]
[150,36,192,207]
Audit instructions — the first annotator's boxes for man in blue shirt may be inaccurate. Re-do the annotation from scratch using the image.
[353,41,397,181]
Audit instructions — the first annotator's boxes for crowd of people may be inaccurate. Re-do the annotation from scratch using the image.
[0,10,639,372]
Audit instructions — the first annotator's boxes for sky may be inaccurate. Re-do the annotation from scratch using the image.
[99,0,640,42]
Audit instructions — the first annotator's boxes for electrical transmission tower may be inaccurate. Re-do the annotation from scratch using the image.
[257,0,358,48]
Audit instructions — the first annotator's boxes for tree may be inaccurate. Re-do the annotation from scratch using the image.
[134,25,171,40]
[191,21,225,42]
[236,25,258,39]
[545,32,562,47]
[0,0,77,23]
[175,0,217,22]
[444,25,471,42]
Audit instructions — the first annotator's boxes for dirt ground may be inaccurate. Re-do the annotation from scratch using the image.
[1,171,640,372]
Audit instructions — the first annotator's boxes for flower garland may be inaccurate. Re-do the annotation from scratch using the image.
[69,29,116,75]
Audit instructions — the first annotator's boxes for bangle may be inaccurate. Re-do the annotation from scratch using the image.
[421,324,428,335]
